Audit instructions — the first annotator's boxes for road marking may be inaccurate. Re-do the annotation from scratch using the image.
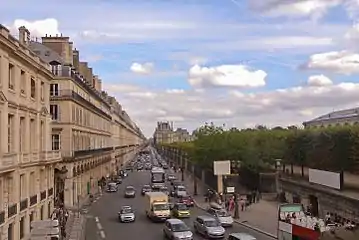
[95,217,99,222]
[99,230,106,239]
[96,223,102,230]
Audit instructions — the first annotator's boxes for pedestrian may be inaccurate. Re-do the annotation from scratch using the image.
[240,198,246,211]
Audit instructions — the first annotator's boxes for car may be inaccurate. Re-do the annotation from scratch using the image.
[194,215,225,239]
[167,174,176,181]
[228,233,257,240]
[141,185,151,195]
[124,186,136,198]
[163,219,193,240]
[118,206,135,222]
[106,182,118,192]
[178,195,194,207]
[207,203,234,227]
[172,203,190,218]
[175,186,187,198]
[160,186,169,196]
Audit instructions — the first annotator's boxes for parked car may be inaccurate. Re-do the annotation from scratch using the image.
[194,215,225,239]
[163,219,193,239]
[106,182,118,192]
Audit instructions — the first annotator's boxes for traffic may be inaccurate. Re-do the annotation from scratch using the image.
[85,147,275,240]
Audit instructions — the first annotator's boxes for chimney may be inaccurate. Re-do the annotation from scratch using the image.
[73,48,80,70]
[79,62,88,79]
[18,26,30,45]
[97,79,102,91]
[41,34,71,64]
[68,42,74,66]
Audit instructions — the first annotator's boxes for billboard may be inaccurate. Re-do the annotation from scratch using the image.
[308,168,342,190]
[213,161,231,175]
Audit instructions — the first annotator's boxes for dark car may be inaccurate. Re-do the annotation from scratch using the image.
[124,186,136,198]
[141,185,151,195]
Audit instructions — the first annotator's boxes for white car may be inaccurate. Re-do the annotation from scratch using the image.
[118,206,135,222]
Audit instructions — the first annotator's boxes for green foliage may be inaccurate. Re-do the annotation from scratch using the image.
[163,124,359,173]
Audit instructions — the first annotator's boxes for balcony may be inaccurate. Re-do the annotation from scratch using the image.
[40,190,47,200]
[30,194,37,206]
[20,153,30,164]
[8,204,17,218]
[52,66,111,109]
[50,90,112,120]
[1,153,17,169]
[40,151,61,163]
[72,147,113,158]
[20,199,28,211]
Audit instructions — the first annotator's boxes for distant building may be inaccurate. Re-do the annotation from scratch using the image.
[153,122,193,144]
[303,107,359,128]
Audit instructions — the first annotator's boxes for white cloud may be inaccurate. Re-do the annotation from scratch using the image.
[130,62,154,75]
[188,64,267,88]
[8,18,60,38]
[249,0,341,19]
[108,80,359,137]
[104,83,141,93]
[307,75,333,86]
[303,51,359,74]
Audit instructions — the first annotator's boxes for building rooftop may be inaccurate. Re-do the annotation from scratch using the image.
[304,107,359,124]
[28,41,64,65]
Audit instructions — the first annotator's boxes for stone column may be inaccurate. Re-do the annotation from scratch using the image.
[64,178,73,207]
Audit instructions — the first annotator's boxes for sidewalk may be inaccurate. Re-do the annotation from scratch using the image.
[177,171,278,238]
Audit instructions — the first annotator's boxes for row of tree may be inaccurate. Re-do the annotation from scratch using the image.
[161,123,359,173]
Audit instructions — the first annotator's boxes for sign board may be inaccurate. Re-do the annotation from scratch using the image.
[226,187,235,193]
[31,220,59,228]
[308,168,342,190]
[213,161,231,175]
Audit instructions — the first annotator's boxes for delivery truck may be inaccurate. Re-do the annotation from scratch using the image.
[145,192,170,222]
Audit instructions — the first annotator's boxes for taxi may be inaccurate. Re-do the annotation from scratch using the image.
[172,203,190,218]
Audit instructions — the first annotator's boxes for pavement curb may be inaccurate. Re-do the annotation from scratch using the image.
[192,198,278,239]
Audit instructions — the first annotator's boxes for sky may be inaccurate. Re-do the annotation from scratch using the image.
[3,0,359,137]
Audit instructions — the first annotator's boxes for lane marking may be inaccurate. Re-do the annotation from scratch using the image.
[99,230,106,239]
[96,223,103,230]
[95,217,99,222]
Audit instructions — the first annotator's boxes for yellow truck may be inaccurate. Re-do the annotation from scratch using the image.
[145,192,170,222]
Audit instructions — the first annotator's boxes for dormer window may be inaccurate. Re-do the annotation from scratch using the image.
[45,51,50,56]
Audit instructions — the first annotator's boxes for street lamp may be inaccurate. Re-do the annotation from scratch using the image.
[193,174,198,196]
[275,159,282,195]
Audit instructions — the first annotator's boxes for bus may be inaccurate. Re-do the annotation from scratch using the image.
[151,167,165,188]
[278,203,327,240]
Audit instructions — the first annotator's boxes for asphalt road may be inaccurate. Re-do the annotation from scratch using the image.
[85,170,275,240]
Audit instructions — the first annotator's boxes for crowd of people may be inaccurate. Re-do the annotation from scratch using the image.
[204,188,262,214]
[51,205,69,238]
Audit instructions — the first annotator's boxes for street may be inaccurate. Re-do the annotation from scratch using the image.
[85,170,276,240]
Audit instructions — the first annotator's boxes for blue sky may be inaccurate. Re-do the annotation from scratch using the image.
[3,0,359,136]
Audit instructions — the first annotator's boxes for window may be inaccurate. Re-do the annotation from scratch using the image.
[7,114,14,153]
[19,117,25,152]
[30,119,35,151]
[20,174,25,199]
[30,172,35,195]
[40,121,44,151]
[52,134,60,150]
[20,217,25,239]
[20,70,26,94]
[40,81,44,101]
[51,64,61,76]
[40,169,45,190]
[50,105,59,120]
[29,212,34,232]
[30,78,36,98]
[8,63,14,90]
[8,222,13,240]
[7,177,14,204]
[50,83,59,96]
[40,205,44,220]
